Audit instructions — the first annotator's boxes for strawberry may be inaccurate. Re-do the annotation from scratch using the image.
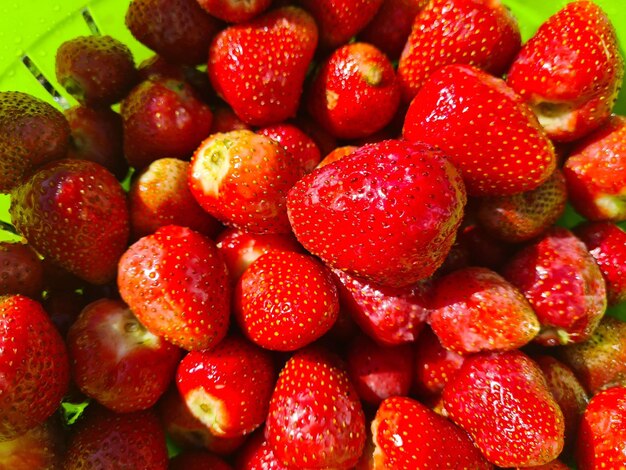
[398,0,521,103]
[403,64,557,197]
[128,158,222,240]
[42,289,87,338]
[575,221,626,306]
[502,227,607,346]
[63,407,168,470]
[476,169,568,243]
[287,139,467,287]
[457,222,516,271]
[0,241,43,298]
[258,123,322,174]
[442,350,565,467]
[189,130,302,235]
[67,298,182,413]
[0,419,64,470]
[235,251,339,351]
[169,450,234,470]
[0,91,70,193]
[176,335,276,438]
[208,7,318,126]
[10,159,129,285]
[126,0,222,65]
[520,461,570,470]
[195,0,272,23]
[265,346,366,469]
[236,430,289,470]
[117,225,230,351]
[371,396,492,469]
[563,114,626,221]
[210,104,251,134]
[576,385,626,469]
[506,1,624,142]
[317,145,357,168]
[0,295,69,441]
[295,0,384,49]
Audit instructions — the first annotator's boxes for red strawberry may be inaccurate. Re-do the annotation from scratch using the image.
[576,385,626,469]
[0,419,65,470]
[287,139,467,287]
[371,396,492,469]
[117,225,230,351]
[403,64,557,197]
[575,221,626,306]
[236,430,290,470]
[457,222,516,271]
[0,241,43,298]
[258,123,322,174]
[10,159,129,285]
[265,346,366,469]
[210,104,251,134]
[176,335,276,438]
[195,0,272,23]
[235,251,339,351]
[296,0,384,49]
[63,407,168,470]
[306,42,400,139]
[189,130,302,234]
[170,450,234,470]
[443,350,565,467]
[208,7,317,126]
[317,145,357,168]
[398,0,521,102]
[0,295,69,441]
[67,298,181,413]
[506,1,624,142]
[502,227,607,346]
[563,114,626,221]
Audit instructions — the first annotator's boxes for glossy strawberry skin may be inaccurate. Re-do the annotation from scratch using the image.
[10,159,129,285]
[208,7,318,126]
[287,139,467,287]
[403,64,556,197]
[506,1,624,142]
[502,227,606,346]
[235,430,290,470]
[0,295,69,441]
[117,225,230,351]
[0,242,44,298]
[443,350,565,467]
[196,0,272,23]
[398,0,521,102]
[258,123,322,175]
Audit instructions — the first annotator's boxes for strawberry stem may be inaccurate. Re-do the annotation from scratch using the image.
[0,220,18,235]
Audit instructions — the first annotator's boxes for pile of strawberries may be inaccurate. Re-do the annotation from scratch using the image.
[1,0,626,468]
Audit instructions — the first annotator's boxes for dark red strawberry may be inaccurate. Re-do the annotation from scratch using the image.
[10,159,129,285]
[287,139,466,287]
[210,104,251,134]
[208,7,317,126]
[502,227,606,346]
[265,346,366,469]
[117,225,230,351]
[0,295,69,441]
[507,1,624,142]
[457,222,516,271]
[189,130,302,234]
[42,289,88,338]
[403,64,556,197]
[195,0,272,23]
[443,350,564,467]
[0,241,43,298]
[176,335,276,438]
[307,42,400,139]
[170,450,234,470]
[235,251,339,351]
[398,0,521,102]
[258,123,322,174]
[0,419,65,470]
[371,396,492,469]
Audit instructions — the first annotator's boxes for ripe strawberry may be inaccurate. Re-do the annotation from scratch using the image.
[67,298,181,413]
[0,419,64,470]
[371,396,492,469]
[0,295,69,441]
[506,1,624,142]
[443,350,565,467]
[563,115,626,221]
[258,123,322,174]
[317,145,357,168]
[576,386,626,469]
[210,104,251,134]
[0,91,70,192]
[170,450,234,470]
[63,407,168,470]
[128,158,222,240]
[457,222,516,271]
[403,64,556,197]
[575,221,626,306]
[0,241,43,298]
[296,0,384,49]
[189,130,302,234]
[117,225,230,351]
[502,227,607,346]
[287,139,467,287]
[265,347,366,469]
[398,0,521,102]
[195,0,272,23]
[235,251,339,351]
[476,169,567,243]
[10,159,129,285]
[121,77,214,170]
[236,430,289,470]
[126,0,222,65]
[208,7,318,126]
[176,335,276,438]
